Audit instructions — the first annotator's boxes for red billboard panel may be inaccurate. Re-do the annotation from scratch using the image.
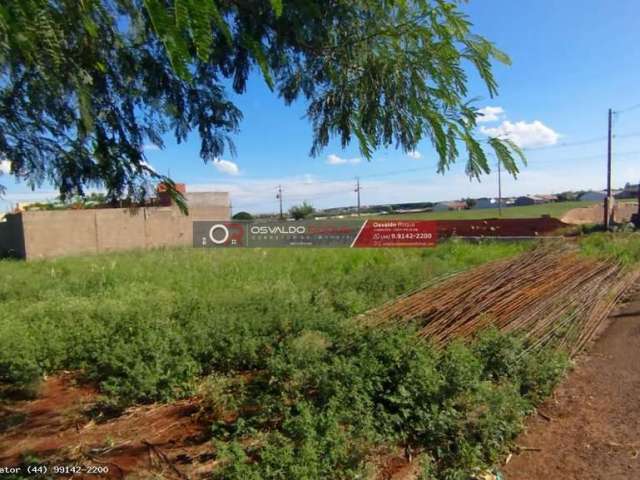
[352,220,438,248]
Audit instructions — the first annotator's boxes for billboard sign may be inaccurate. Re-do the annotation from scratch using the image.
[194,219,438,248]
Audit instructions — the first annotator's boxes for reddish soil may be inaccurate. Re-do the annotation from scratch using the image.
[437,217,569,238]
[503,293,640,480]
[0,374,215,479]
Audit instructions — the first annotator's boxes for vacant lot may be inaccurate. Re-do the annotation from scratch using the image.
[1,235,638,479]
[0,242,529,402]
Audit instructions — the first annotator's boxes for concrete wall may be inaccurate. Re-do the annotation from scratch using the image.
[0,214,26,258]
[14,195,229,259]
[185,192,230,209]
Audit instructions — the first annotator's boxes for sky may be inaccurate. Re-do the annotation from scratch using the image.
[1,0,640,214]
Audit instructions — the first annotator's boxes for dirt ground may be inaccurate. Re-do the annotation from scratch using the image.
[561,201,638,225]
[0,374,215,479]
[502,291,640,480]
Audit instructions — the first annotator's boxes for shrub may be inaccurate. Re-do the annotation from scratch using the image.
[0,243,568,477]
[212,328,567,479]
[198,373,247,420]
[289,201,315,220]
[232,211,253,220]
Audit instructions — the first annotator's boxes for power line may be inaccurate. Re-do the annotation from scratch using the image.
[529,149,640,164]
[615,103,640,115]
[194,132,640,189]
[214,147,640,211]
[523,131,640,151]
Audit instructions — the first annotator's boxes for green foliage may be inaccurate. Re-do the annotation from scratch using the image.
[0,0,240,205]
[213,327,567,479]
[0,242,527,400]
[289,201,315,220]
[463,198,477,209]
[0,242,570,478]
[198,373,247,420]
[517,348,569,404]
[1,0,524,203]
[578,232,640,267]
[472,328,521,381]
[232,211,254,220]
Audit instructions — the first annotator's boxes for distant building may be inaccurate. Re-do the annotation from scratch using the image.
[578,191,606,202]
[474,197,500,209]
[615,184,639,199]
[393,207,432,214]
[433,201,466,211]
[534,194,558,203]
[15,202,35,212]
[514,196,538,206]
[157,182,187,206]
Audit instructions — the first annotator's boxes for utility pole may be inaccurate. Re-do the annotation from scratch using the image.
[497,161,502,216]
[276,185,283,220]
[604,108,613,229]
[637,179,640,223]
[354,177,361,216]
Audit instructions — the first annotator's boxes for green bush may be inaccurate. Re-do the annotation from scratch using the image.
[213,328,567,479]
[0,242,571,478]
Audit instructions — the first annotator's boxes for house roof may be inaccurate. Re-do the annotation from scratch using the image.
[437,201,466,208]
[534,194,558,201]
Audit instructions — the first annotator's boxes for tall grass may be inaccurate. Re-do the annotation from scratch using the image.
[0,240,576,478]
[0,241,529,400]
[578,232,640,266]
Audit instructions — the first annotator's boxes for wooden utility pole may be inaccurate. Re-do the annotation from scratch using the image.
[276,185,283,219]
[637,179,640,222]
[497,161,502,216]
[355,177,361,216]
[604,108,613,229]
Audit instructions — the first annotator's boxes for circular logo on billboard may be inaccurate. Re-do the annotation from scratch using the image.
[208,224,230,245]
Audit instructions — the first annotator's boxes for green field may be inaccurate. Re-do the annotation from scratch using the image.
[387,200,597,220]
[6,238,632,478]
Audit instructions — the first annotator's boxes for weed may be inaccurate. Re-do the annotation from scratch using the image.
[0,242,576,478]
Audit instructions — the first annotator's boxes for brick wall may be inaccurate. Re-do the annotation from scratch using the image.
[5,196,229,259]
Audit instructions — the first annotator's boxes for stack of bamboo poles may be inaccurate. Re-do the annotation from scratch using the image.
[363,244,640,356]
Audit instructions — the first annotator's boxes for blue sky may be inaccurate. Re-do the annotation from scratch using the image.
[1,0,640,214]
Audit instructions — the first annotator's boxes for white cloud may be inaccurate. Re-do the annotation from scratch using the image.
[480,120,560,149]
[143,143,161,152]
[476,106,505,123]
[326,154,361,165]
[407,150,422,160]
[213,158,240,176]
[0,160,11,175]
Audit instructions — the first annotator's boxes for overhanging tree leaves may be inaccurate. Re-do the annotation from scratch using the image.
[0,0,524,207]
